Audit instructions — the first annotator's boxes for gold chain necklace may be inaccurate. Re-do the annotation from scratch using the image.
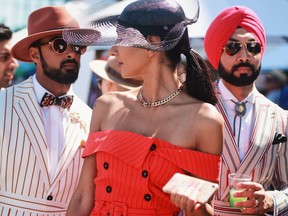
[137,85,184,108]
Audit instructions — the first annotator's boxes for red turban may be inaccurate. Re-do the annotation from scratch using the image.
[204,6,266,70]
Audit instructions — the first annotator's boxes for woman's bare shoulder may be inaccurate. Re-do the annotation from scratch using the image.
[193,102,224,155]
[198,103,223,124]
[93,90,136,108]
[90,91,138,131]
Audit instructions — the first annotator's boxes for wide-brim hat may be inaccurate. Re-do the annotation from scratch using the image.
[89,56,142,89]
[11,6,100,62]
[63,0,199,51]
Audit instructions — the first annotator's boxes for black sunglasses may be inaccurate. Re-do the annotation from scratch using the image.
[223,41,262,56]
[39,38,87,55]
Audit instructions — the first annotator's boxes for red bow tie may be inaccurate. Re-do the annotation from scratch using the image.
[40,92,74,109]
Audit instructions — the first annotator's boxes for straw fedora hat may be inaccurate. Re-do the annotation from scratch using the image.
[89,56,142,90]
[11,6,79,62]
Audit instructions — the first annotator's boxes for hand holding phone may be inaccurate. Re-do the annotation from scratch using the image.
[163,173,219,204]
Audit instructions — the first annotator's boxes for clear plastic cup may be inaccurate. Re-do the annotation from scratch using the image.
[228,173,252,207]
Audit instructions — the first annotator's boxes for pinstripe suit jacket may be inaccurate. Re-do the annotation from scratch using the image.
[0,77,92,216]
[214,83,288,216]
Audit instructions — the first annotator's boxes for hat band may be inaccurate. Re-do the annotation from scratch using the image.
[105,65,142,86]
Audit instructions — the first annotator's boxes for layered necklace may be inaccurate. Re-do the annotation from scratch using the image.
[137,85,184,108]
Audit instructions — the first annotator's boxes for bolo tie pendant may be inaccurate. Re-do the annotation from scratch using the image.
[235,102,247,117]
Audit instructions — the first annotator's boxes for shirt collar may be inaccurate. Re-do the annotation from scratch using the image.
[32,74,74,105]
[218,79,257,104]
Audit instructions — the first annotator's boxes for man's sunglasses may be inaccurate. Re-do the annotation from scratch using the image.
[39,38,87,55]
[223,41,262,56]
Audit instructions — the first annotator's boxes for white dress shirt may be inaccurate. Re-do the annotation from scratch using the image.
[33,75,72,179]
[218,79,256,161]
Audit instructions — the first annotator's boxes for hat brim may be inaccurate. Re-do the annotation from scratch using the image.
[11,29,64,62]
[62,0,200,50]
[89,59,140,90]
[63,16,194,51]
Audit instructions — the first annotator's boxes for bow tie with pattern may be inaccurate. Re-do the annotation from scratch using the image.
[40,92,74,109]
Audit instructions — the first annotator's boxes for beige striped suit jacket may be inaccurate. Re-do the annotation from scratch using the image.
[0,77,91,216]
[214,83,288,216]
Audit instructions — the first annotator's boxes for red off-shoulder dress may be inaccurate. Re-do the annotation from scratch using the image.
[83,130,220,216]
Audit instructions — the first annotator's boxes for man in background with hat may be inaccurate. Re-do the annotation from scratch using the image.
[0,23,18,90]
[0,6,92,215]
[260,70,288,109]
[90,55,142,96]
[256,69,288,98]
[204,6,288,215]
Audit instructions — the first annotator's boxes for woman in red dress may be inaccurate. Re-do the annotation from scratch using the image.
[66,0,224,215]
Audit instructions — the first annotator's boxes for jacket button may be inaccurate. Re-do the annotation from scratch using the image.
[144,193,151,201]
[106,186,112,193]
[142,170,148,178]
[150,144,157,151]
[47,195,53,200]
[103,162,109,169]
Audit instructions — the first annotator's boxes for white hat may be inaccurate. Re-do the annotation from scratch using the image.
[89,56,142,89]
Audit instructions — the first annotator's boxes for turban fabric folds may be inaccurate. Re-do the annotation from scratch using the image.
[204,6,266,70]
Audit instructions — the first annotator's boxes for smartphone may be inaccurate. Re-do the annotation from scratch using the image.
[162,173,219,204]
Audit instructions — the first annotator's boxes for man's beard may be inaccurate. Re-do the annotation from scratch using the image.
[218,62,261,86]
[40,52,79,85]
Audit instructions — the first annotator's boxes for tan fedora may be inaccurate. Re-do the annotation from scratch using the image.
[11,6,79,62]
[89,56,142,90]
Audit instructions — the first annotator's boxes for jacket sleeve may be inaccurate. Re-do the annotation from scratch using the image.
[269,109,288,215]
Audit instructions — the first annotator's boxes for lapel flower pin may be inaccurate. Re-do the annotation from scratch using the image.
[70,112,88,133]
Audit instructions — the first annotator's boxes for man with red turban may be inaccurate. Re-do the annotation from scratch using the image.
[204,6,288,216]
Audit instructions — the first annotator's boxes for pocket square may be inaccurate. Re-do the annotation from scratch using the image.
[272,133,287,145]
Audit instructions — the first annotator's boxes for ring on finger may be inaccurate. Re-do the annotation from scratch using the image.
[253,199,259,208]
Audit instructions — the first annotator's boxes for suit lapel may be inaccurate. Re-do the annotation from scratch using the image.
[51,97,89,185]
[216,90,241,173]
[236,95,275,174]
[13,77,51,186]
[216,98,242,199]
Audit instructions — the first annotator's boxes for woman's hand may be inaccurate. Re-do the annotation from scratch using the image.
[170,186,214,216]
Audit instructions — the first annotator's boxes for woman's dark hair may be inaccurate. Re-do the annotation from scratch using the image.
[166,29,217,105]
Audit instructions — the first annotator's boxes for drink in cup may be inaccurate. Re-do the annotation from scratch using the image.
[228,173,252,207]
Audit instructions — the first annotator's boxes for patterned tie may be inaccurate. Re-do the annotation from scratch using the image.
[40,92,74,109]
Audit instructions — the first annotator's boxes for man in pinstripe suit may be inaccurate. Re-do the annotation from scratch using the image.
[0,6,92,215]
[204,6,288,216]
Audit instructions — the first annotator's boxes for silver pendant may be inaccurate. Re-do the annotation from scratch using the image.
[235,102,247,117]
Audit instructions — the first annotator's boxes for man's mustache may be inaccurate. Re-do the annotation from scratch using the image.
[60,59,79,68]
[232,62,256,73]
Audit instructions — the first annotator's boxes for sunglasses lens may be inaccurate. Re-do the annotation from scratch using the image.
[49,38,86,55]
[225,42,241,56]
[247,42,261,55]
[52,39,67,53]
[73,45,87,55]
